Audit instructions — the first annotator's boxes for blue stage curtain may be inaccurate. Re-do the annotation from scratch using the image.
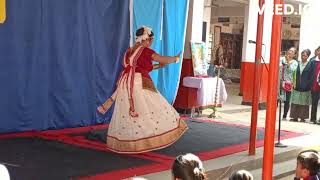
[0,0,130,133]
[133,0,189,103]
[156,0,189,103]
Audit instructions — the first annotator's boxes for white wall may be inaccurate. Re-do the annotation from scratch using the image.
[299,0,320,55]
[210,23,243,34]
[203,6,211,46]
[241,5,250,62]
[203,6,212,61]
[211,16,244,24]
[211,6,245,17]
[191,0,204,42]
[183,0,205,59]
[261,0,273,63]
[242,0,273,63]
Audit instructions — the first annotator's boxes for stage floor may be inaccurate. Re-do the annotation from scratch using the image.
[0,118,302,180]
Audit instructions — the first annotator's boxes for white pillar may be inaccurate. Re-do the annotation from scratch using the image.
[203,6,211,49]
[241,4,251,63]
[299,0,320,54]
[183,0,204,59]
[191,0,204,42]
[242,0,273,63]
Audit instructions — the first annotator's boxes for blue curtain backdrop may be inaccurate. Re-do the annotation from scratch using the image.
[0,0,130,133]
[157,0,189,103]
[133,0,189,103]
[0,0,188,133]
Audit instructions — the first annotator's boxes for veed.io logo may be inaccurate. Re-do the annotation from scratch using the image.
[256,3,310,15]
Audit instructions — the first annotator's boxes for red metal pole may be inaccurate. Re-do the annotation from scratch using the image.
[249,0,265,156]
[262,0,283,179]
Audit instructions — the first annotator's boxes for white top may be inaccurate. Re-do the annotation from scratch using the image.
[300,61,308,74]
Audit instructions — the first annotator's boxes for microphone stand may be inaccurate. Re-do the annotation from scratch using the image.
[209,65,221,118]
[275,94,287,148]
[249,40,287,148]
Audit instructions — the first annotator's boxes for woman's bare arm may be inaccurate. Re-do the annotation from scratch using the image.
[151,52,181,64]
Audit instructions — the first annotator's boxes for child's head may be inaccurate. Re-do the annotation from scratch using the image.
[229,170,253,180]
[172,153,206,180]
[296,150,320,178]
[130,177,147,180]
[0,164,10,180]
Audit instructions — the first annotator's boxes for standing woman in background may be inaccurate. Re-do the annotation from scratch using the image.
[289,49,313,122]
[279,47,298,120]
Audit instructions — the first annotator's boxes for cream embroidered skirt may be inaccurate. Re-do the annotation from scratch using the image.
[106,73,188,154]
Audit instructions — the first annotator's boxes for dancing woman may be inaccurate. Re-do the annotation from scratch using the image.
[97,26,188,154]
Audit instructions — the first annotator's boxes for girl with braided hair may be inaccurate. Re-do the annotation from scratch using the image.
[172,153,207,180]
[295,150,320,180]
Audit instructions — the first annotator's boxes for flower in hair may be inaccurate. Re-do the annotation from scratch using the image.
[193,167,201,175]
[136,26,153,43]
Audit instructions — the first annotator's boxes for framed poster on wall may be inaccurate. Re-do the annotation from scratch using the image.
[190,42,209,76]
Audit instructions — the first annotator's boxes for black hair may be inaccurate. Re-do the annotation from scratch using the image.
[172,153,207,180]
[301,49,311,57]
[297,150,320,176]
[229,170,253,180]
[135,27,154,38]
[289,47,297,54]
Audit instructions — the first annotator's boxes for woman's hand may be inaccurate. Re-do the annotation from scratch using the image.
[174,52,181,63]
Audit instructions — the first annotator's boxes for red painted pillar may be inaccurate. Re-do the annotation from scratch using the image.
[249,0,265,156]
[262,0,283,179]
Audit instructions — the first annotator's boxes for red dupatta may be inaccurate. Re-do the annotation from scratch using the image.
[97,46,145,117]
